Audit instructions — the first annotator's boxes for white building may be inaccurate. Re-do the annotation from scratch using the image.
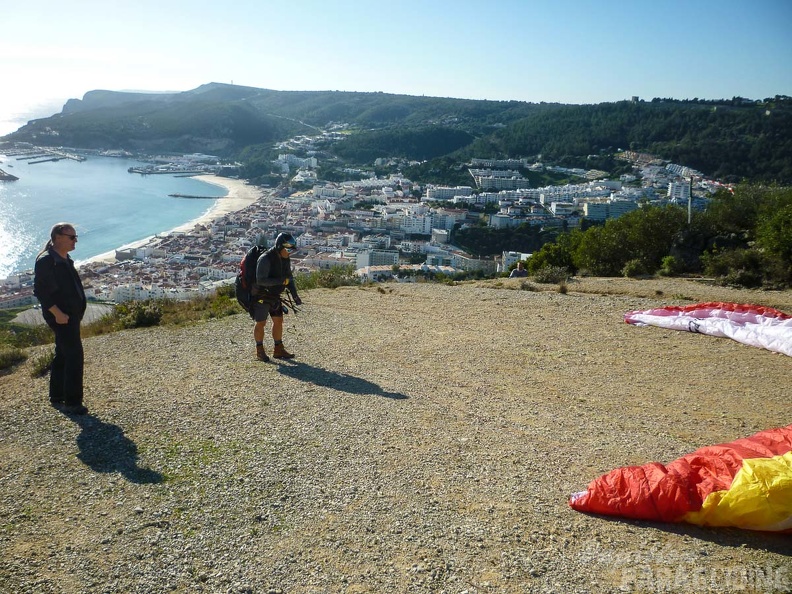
[431,228,450,244]
[583,201,610,221]
[500,251,532,272]
[425,185,473,200]
[356,249,400,268]
[668,181,691,202]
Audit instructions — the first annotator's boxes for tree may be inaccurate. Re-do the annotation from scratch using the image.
[526,230,583,274]
[573,224,627,276]
[570,205,687,276]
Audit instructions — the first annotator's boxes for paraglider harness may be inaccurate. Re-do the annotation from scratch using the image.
[235,245,265,315]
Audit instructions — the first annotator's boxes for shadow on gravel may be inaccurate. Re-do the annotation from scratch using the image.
[275,361,408,400]
[594,516,792,556]
[68,414,164,484]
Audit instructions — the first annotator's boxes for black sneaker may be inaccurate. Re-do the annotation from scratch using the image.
[62,404,89,415]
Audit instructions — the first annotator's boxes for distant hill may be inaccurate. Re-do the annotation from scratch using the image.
[3,83,791,183]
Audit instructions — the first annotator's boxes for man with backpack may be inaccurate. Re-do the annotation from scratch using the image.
[251,232,302,362]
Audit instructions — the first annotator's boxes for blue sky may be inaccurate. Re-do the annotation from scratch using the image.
[1,0,790,135]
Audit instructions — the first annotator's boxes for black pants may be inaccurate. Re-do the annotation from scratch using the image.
[47,319,84,405]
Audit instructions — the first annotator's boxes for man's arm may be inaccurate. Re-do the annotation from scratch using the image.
[33,255,59,311]
[285,260,301,304]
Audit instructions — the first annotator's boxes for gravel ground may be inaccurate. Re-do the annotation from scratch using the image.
[1,277,790,593]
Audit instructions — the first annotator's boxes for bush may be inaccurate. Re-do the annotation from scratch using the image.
[0,345,27,372]
[533,266,569,284]
[658,255,683,276]
[701,248,767,287]
[622,259,650,278]
[295,266,360,290]
[29,349,54,378]
[116,301,163,329]
[0,322,53,349]
[722,268,764,289]
[519,281,539,291]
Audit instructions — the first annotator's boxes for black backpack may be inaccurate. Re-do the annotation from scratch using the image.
[235,245,265,315]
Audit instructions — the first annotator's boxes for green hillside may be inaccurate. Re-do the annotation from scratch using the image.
[4,84,791,182]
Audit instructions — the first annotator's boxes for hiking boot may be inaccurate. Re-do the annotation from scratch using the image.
[273,344,295,359]
[256,344,270,362]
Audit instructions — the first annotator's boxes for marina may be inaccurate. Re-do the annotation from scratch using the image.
[4,147,86,163]
[0,153,227,278]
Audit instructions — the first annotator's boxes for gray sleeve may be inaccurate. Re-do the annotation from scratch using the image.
[255,253,285,288]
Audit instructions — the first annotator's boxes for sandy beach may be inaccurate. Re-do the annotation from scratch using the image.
[82,175,263,265]
[169,175,263,232]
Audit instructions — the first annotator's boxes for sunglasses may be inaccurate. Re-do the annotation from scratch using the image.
[282,244,296,252]
[60,233,78,240]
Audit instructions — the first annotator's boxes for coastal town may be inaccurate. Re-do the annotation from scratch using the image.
[0,137,729,311]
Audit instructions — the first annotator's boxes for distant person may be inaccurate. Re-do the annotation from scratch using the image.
[509,261,528,278]
[252,233,302,361]
[33,223,88,415]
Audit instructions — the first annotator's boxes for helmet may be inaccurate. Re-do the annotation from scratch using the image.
[274,232,297,252]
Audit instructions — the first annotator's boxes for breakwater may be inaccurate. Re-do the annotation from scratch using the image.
[129,167,207,175]
[168,193,226,199]
[0,168,18,181]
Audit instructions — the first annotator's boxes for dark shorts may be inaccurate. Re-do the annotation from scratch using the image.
[252,296,284,322]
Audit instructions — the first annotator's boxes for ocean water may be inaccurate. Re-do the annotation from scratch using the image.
[0,153,226,278]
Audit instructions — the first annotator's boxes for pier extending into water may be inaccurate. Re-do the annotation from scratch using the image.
[5,147,86,164]
[130,167,206,175]
[168,193,226,199]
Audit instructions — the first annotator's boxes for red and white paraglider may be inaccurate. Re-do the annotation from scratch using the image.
[624,302,792,356]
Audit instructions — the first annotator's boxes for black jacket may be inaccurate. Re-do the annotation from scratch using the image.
[33,249,87,323]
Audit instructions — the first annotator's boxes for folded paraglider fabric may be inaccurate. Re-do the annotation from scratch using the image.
[569,424,792,532]
[624,302,792,356]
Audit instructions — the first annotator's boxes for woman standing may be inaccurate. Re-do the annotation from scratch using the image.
[33,223,88,415]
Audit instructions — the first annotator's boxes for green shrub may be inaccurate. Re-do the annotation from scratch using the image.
[0,322,53,349]
[533,266,569,284]
[295,266,360,290]
[29,349,54,378]
[116,301,163,329]
[701,248,767,287]
[658,255,683,276]
[722,268,764,289]
[0,345,27,372]
[622,259,650,278]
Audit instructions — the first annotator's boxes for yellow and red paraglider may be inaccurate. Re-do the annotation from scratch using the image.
[569,424,792,532]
